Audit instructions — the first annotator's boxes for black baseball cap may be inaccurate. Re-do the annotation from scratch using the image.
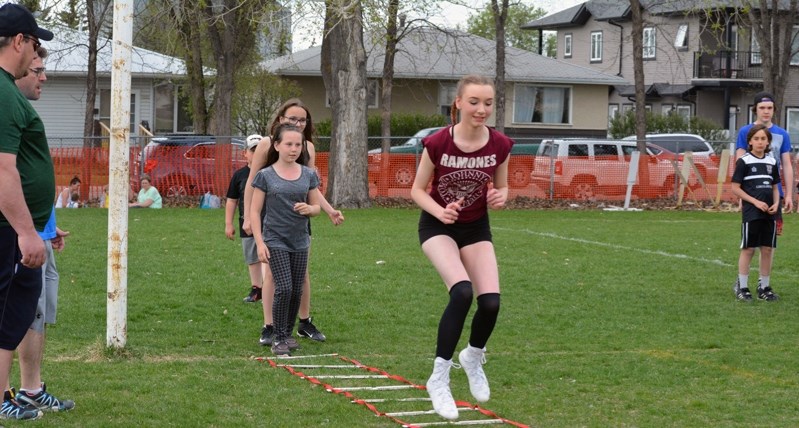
[753,91,775,107]
[0,4,54,41]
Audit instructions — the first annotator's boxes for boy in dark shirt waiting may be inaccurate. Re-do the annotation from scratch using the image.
[731,124,781,302]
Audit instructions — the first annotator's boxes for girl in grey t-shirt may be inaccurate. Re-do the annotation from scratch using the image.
[250,124,322,356]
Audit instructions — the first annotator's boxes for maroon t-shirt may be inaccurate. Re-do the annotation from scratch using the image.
[422,126,513,223]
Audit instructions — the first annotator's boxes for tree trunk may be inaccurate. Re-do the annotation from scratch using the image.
[746,0,799,122]
[630,0,651,191]
[491,0,508,133]
[321,0,370,208]
[378,0,400,196]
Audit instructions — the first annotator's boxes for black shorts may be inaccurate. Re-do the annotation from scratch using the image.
[418,211,492,248]
[0,227,43,350]
[740,219,777,249]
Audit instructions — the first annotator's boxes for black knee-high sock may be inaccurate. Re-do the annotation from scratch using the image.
[435,281,473,360]
[469,293,500,349]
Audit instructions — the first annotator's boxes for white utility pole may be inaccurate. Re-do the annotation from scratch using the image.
[107,0,133,348]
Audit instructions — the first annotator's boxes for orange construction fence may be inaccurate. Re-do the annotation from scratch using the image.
[52,147,748,206]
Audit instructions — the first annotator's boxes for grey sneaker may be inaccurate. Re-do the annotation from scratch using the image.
[259,325,275,346]
[271,340,291,356]
[458,346,490,402]
[1,389,41,420]
[285,336,300,351]
[426,357,458,420]
[16,383,75,412]
[297,318,326,342]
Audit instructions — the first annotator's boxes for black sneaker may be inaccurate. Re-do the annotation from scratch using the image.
[259,325,275,346]
[297,318,326,342]
[16,383,74,412]
[757,286,779,301]
[1,389,41,420]
[733,281,753,302]
[243,286,262,303]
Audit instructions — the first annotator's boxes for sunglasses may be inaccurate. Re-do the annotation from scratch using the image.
[22,34,41,51]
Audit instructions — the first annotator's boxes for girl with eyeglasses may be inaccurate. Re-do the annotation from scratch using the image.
[243,99,343,348]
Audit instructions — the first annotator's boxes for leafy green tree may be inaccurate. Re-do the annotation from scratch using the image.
[231,69,301,136]
[609,110,726,141]
[56,0,82,29]
[465,2,547,51]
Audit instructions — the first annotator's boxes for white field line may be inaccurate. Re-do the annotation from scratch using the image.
[330,385,416,391]
[494,227,731,267]
[387,408,480,417]
[406,419,505,427]
[312,375,389,379]
[358,397,431,403]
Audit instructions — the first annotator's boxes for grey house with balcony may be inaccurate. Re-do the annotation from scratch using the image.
[523,0,799,140]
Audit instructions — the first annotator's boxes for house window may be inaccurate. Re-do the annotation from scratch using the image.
[676,104,691,120]
[730,25,739,60]
[564,33,572,58]
[622,103,634,114]
[674,24,688,50]
[791,26,799,65]
[513,85,571,124]
[786,108,799,143]
[729,106,739,132]
[153,84,193,134]
[750,32,761,65]
[608,104,619,122]
[643,27,656,59]
[99,89,138,134]
[439,83,457,119]
[662,103,673,115]
[590,31,602,62]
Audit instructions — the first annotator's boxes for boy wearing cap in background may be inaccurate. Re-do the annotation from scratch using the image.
[225,135,265,303]
[734,92,794,301]
[0,2,55,420]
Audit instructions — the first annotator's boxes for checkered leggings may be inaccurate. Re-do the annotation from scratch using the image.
[269,248,309,341]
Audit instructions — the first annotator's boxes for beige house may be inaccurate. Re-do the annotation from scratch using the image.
[263,27,626,140]
[523,0,799,141]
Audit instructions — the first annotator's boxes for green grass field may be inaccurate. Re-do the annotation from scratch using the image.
[15,207,799,427]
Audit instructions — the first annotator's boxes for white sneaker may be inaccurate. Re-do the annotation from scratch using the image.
[426,357,458,420]
[459,345,490,402]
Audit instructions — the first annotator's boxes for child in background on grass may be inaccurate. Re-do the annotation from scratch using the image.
[411,74,512,420]
[731,123,781,302]
[249,124,322,356]
[66,192,79,208]
[226,135,266,303]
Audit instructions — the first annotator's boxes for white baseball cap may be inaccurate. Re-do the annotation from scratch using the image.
[246,134,263,150]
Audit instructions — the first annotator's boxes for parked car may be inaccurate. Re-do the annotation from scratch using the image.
[140,135,247,197]
[622,133,715,156]
[622,134,720,182]
[532,139,700,199]
[367,127,443,155]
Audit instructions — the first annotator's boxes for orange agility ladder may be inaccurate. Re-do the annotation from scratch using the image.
[257,353,529,427]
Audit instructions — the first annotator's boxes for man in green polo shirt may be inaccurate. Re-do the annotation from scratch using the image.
[0,3,55,421]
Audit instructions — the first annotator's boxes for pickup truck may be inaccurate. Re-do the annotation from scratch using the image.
[367,127,539,188]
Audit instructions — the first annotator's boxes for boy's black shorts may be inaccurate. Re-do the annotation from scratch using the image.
[740,219,777,249]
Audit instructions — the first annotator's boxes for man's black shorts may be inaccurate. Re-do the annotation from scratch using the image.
[0,227,43,350]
